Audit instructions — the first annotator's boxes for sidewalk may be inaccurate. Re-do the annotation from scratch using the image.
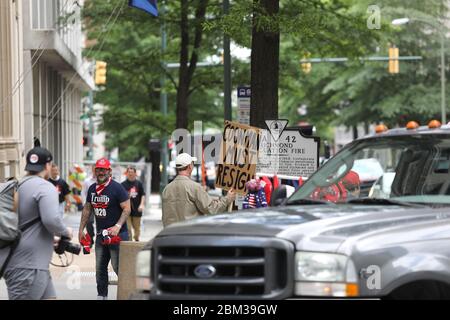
[142,193,162,222]
[140,193,163,241]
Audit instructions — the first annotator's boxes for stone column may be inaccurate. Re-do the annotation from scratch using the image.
[7,148,19,178]
[0,150,6,181]
[0,0,13,139]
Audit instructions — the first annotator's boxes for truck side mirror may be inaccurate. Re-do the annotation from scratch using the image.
[271,185,287,206]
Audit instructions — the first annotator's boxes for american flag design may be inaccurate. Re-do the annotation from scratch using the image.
[243,190,268,209]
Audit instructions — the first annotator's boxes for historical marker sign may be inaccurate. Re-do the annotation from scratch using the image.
[257,120,319,178]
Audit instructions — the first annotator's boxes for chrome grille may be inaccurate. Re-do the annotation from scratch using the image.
[152,236,294,299]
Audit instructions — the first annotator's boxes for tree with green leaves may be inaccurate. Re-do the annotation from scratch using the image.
[83,0,448,161]
[295,0,450,135]
[83,0,234,160]
[206,0,378,129]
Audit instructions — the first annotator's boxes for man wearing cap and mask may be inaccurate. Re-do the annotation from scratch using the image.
[1,144,72,300]
[78,157,130,300]
[162,153,236,227]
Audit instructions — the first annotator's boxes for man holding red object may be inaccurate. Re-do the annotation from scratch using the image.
[78,158,130,300]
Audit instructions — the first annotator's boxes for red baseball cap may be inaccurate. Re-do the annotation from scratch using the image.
[342,170,360,187]
[95,158,111,170]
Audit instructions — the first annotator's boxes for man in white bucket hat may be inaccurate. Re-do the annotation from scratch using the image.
[162,153,236,227]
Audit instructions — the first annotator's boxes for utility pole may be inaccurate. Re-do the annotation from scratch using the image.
[223,0,232,121]
[160,1,168,190]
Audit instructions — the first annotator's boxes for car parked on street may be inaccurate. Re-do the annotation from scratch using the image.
[134,121,450,300]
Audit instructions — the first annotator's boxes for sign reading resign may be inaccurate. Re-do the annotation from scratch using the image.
[215,121,260,195]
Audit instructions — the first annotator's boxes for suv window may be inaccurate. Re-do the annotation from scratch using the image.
[287,135,450,206]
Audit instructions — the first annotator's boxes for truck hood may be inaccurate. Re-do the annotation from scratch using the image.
[157,204,450,253]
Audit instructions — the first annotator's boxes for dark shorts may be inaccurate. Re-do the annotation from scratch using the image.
[4,268,56,300]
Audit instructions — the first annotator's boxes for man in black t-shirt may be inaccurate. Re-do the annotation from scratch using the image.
[79,158,130,300]
[121,166,145,241]
[48,164,71,216]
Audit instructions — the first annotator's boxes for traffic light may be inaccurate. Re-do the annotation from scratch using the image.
[83,136,89,146]
[95,61,107,85]
[301,61,312,74]
[301,52,312,74]
[389,46,399,74]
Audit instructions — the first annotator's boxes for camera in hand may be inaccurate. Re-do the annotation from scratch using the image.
[55,235,81,255]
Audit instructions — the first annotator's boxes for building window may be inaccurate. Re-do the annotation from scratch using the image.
[31,0,56,30]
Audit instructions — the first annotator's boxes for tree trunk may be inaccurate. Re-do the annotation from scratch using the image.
[176,0,209,130]
[250,0,280,129]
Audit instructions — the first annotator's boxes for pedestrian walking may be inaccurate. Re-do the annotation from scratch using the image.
[162,153,236,227]
[1,144,72,300]
[78,158,130,300]
[48,164,71,217]
[121,166,145,241]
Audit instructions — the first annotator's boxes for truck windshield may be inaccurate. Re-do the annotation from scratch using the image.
[287,134,450,206]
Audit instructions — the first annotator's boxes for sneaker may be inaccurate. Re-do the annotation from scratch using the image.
[97,296,108,300]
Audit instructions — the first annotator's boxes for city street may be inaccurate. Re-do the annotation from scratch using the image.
[0,195,163,300]
[2,0,450,303]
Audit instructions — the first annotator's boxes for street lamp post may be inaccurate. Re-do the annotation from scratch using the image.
[392,17,446,124]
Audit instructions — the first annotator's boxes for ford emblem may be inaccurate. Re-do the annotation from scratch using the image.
[194,264,216,278]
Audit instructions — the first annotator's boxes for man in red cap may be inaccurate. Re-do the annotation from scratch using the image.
[78,158,131,300]
[341,170,361,201]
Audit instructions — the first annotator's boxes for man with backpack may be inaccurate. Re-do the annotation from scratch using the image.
[0,144,72,300]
